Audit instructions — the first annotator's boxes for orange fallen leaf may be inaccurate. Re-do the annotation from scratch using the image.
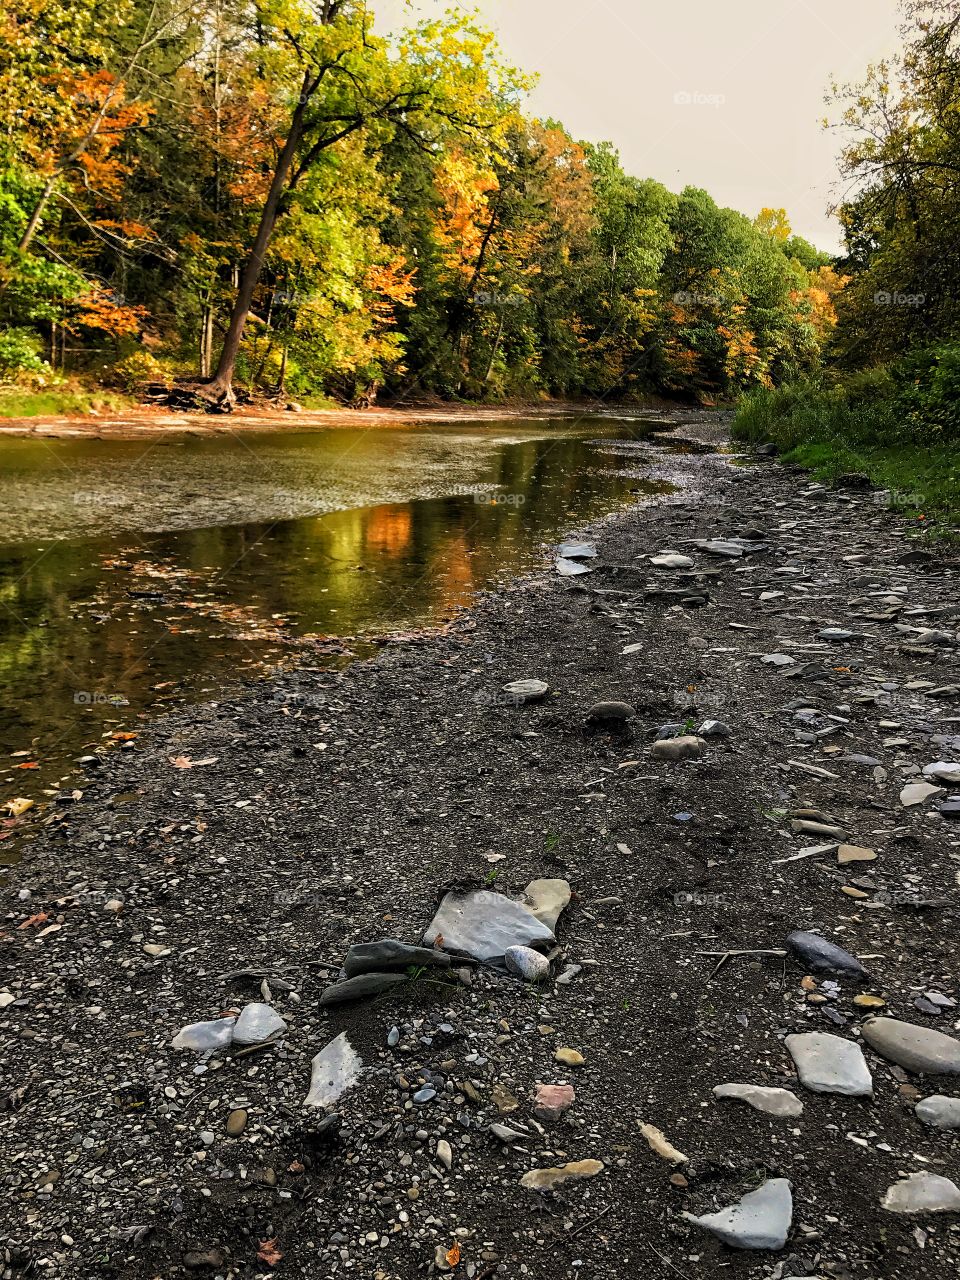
[445,1242,461,1267]
[287,1159,304,1174]
[112,731,138,741]
[19,911,49,929]
[257,1238,283,1267]
[15,762,39,770]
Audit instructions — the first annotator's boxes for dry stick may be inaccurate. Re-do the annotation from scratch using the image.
[696,948,788,979]
[643,1238,692,1279]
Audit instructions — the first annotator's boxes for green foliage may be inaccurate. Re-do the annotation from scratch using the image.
[0,328,49,382]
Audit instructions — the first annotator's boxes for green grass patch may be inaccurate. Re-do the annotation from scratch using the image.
[733,377,960,537]
[0,388,135,418]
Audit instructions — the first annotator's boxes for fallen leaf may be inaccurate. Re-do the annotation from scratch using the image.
[257,1238,283,1267]
[111,731,138,741]
[18,912,49,929]
[169,756,219,769]
[14,762,39,770]
[445,1242,461,1268]
[3,797,35,817]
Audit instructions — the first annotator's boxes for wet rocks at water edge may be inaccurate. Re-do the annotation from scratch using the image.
[882,1172,960,1215]
[684,1179,793,1250]
[785,1032,873,1096]
[785,930,866,978]
[860,1017,960,1074]
[713,1083,804,1117]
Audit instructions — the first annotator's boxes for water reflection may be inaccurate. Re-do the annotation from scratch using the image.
[0,420,672,846]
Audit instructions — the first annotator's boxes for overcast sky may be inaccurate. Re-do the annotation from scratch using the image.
[375,0,904,252]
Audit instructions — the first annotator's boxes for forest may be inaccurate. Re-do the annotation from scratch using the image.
[0,0,840,411]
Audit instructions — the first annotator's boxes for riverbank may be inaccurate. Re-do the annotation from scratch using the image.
[3,424,960,1279]
[0,397,693,441]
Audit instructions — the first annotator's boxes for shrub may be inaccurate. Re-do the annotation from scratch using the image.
[0,328,49,383]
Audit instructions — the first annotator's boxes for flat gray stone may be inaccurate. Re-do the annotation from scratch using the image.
[703,540,748,558]
[342,939,450,978]
[171,1016,236,1052]
[923,760,960,784]
[882,1171,960,1214]
[502,679,549,704]
[232,1002,288,1045]
[861,1017,960,1074]
[785,1032,873,1096]
[713,1083,803,1117]
[423,889,554,963]
[555,556,591,576]
[522,878,571,930]
[786,930,866,978]
[319,973,406,1006]
[900,780,946,807]
[304,1032,362,1108]
[915,1095,960,1129]
[558,541,596,560]
[683,1178,792,1250]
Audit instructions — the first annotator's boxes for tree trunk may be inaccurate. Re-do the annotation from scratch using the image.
[202,95,309,406]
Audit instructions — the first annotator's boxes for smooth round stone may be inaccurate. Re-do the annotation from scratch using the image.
[882,1171,960,1214]
[650,734,703,762]
[504,945,550,982]
[225,1109,248,1137]
[861,1017,960,1074]
[915,1095,960,1129]
[502,679,549,704]
[585,701,635,725]
[554,1047,585,1067]
[413,1086,436,1104]
[713,1083,803,1117]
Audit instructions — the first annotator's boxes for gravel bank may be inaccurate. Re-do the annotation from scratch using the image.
[3,424,960,1280]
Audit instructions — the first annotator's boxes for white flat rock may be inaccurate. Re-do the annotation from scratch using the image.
[882,1171,960,1214]
[171,1016,236,1052]
[900,781,946,807]
[785,1032,873,1096]
[684,1178,792,1250]
[423,888,554,963]
[304,1032,362,1109]
[232,1002,288,1045]
[713,1083,803,1117]
[522,878,571,930]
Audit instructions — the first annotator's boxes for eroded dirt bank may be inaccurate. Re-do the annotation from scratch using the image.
[3,428,960,1280]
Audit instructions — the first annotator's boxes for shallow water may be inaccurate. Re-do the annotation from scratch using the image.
[0,416,672,847]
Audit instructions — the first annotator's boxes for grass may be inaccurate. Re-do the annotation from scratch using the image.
[0,388,135,418]
[733,380,960,537]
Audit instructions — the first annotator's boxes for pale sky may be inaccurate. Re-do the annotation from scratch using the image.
[375,0,904,253]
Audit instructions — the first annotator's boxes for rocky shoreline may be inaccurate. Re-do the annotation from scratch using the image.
[3,424,960,1279]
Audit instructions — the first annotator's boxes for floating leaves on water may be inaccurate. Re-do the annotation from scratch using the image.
[3,797,35,816]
